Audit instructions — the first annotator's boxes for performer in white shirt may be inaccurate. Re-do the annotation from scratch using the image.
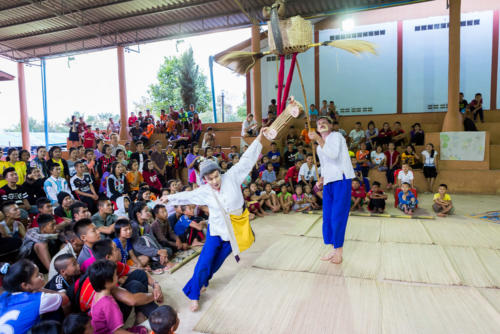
[309,116,355,264]
[163,128,267,311]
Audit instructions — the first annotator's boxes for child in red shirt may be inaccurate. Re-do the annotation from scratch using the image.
[285,160,302,190]
[83,126,96,149]
[366,181,387,213]
[351,178,366,211]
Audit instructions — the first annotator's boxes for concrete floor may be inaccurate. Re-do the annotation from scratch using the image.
[154,193,500,334]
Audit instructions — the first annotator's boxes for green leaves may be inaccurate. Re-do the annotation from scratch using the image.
[145,48,212,116]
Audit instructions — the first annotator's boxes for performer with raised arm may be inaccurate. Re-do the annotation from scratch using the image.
[163,127,268,312]
[308,116,354,264]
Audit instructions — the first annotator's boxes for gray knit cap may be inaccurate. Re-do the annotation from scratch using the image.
[199,159,221,179]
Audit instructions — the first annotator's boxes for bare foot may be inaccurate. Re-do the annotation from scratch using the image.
[437,213,446,217]
[163,262,175,270]
[330,253,343,264]
[200,286,207,293]
[190,300,199,312]
[321,250,336,261]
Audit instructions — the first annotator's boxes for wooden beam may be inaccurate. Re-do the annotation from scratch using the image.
[491,9,499,110]
[397,20,403,114]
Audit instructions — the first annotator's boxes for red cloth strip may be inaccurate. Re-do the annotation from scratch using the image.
[277,55,285,115]
[280,53,298,114]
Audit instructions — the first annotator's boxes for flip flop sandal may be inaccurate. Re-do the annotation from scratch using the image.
[152,268,164,275]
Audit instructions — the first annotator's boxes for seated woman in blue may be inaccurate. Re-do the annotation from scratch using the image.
[0,259,66,334]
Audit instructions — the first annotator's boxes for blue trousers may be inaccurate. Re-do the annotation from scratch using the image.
[322,177,352,248]
[183,225,232,300]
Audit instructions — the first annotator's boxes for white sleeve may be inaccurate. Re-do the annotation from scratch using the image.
[226,139,263,185]
[168,186,209,206]
[39,292,62,314]
[43,180,58,204]
[298,164,306,177]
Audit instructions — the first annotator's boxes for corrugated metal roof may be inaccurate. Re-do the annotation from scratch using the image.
[0,0,432,61]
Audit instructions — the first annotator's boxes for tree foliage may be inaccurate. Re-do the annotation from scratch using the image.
[5,112,119,133]
[146,47,211,116]
[179,48,197,108]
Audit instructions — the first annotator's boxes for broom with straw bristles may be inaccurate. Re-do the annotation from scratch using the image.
[219,39,377,75]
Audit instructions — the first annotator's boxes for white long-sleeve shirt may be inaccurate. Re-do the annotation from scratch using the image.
[316,131,355,185]
[43,176,73,205]
[167,139,262,241]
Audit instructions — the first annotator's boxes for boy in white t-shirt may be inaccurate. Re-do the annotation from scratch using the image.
[348,122,365,150]
[397,163,414,189]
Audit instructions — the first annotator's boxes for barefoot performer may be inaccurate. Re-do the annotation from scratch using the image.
[162,128,267,311]
[309,117,354,264]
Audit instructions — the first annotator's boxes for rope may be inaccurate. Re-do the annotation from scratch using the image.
[296,58,319,180]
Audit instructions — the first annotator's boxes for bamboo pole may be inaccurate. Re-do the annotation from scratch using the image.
[296,58,319,181]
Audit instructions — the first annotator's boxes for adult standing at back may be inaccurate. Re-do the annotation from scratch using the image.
[308,116,354,264]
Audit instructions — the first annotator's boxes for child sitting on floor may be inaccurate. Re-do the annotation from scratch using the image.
[19,213,60,274]
[261,183,281,213]
[366,181,387,213]
[88,260,146,334]
[0,259,65,334]
[152,204,185,252]
[304,184,320,210]
[113,218,143,267]
[0,200,26,239]
[243,188,266,217]
[45,254,80,292]
[277,184,293,214]
[398,182,418,215]
[292,185,312,212]
[351,178,366,211]
[432,183,454,217]
[149,305,180,334]
[74,219,101,271]
[175,205,206,247]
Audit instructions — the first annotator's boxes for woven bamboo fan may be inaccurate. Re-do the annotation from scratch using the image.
[268,16,312,54]
[263,96,303,140]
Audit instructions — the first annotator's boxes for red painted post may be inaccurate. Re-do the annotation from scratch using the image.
[17,62,30,150]
[117,46,129,141]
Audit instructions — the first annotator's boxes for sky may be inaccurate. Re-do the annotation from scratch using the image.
[0,27,250,130]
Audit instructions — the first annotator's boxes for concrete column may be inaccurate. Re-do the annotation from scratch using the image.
[117,46,129,141]
[314,29,320,109]
[251,25,262,125]
[442,0,463,132]
[246,72,252,115]
[17,62,30,150]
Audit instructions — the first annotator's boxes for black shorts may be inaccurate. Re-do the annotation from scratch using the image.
[69,131,80,141]
[423,166,437,178]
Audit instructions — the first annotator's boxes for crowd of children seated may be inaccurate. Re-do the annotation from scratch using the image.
[0,102,457,332]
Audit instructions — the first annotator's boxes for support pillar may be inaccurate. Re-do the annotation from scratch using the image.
[17,62,30,150]
[490,9,499,110]
[397,20,403,114]
[246,72,252,115]
[314,29,320,109]
[117,46,129,141]
[442,0,463,132]
[251,25,262,125]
